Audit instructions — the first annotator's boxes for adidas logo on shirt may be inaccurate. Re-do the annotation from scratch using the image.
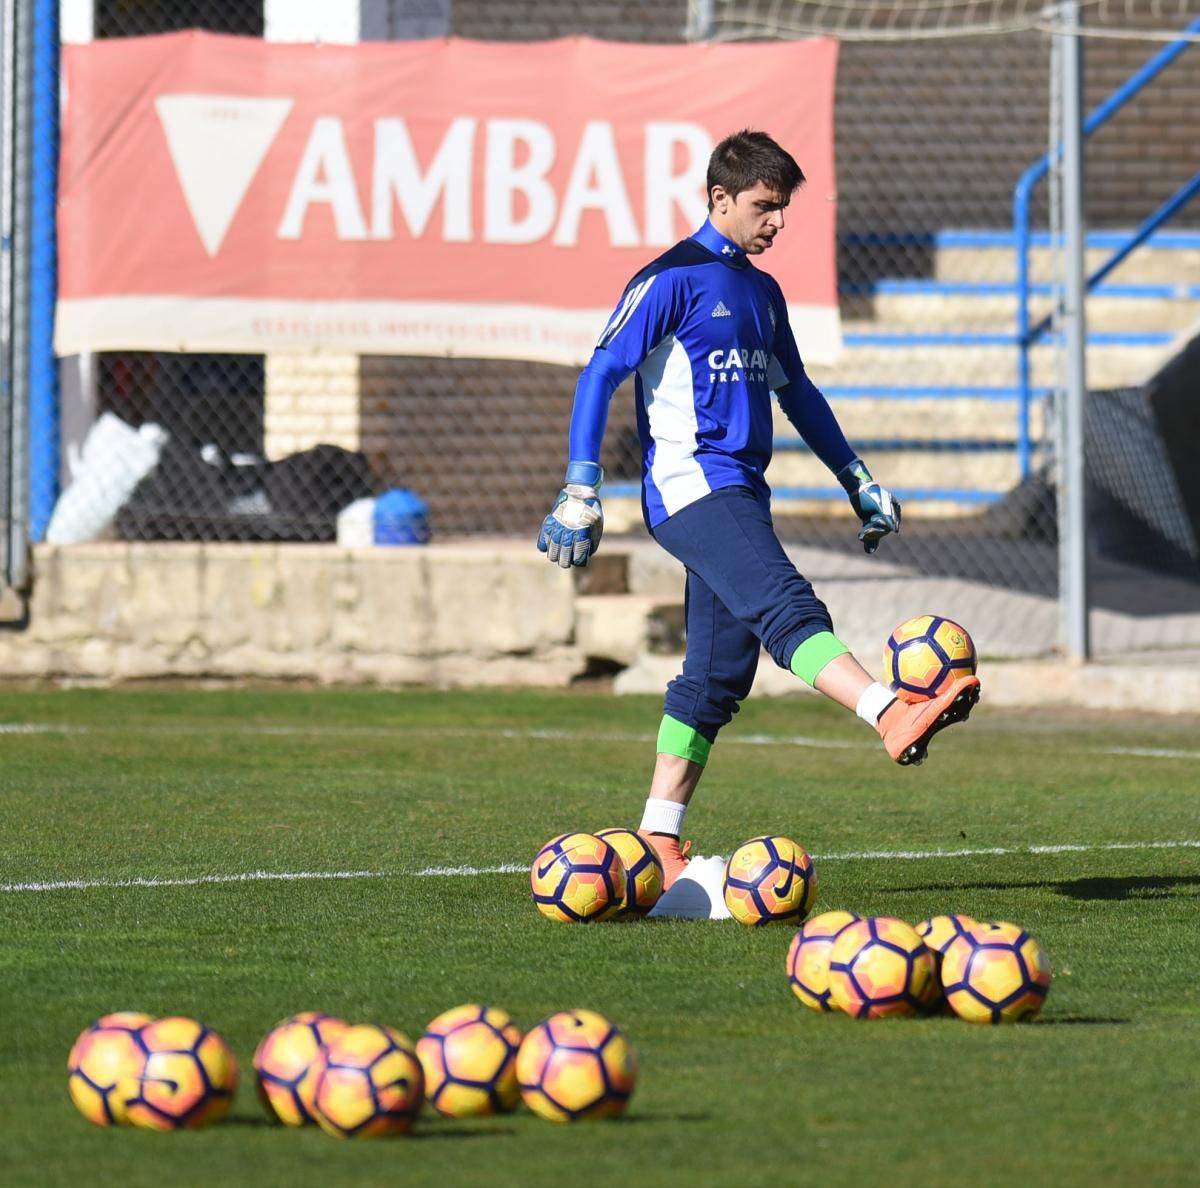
[711,301,732,318]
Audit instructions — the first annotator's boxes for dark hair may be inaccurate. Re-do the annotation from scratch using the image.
[706,129,805,209]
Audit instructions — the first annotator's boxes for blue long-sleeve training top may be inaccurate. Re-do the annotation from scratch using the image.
[569,219,855,529]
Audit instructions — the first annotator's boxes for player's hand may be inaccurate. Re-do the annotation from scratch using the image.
[538,462,604,568]
[837,457,901,554]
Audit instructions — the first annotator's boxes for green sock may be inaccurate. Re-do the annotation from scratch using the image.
[656,715,712,766]
[789,631,850,687]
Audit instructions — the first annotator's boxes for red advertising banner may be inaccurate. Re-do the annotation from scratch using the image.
[57,32,840,366]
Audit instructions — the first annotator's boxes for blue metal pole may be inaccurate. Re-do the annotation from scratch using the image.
[1013,174,1034,479]
[28,0,57,542]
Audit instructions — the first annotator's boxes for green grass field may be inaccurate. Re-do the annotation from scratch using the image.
[3,686,1199,1188]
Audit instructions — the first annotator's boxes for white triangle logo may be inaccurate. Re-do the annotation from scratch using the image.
[156,94,294,257]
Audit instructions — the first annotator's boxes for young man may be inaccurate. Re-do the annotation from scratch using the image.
[537,129,980,888]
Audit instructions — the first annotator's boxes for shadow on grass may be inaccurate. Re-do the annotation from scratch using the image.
[881,875,1200,901]
[1055,875,1200,901]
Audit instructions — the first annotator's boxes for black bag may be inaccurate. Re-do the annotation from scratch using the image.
[116,443,374,542]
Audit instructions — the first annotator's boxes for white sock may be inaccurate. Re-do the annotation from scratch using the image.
[639,798,687,837]
[856,682,897,726]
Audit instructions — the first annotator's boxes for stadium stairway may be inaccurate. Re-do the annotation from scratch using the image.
[604,229,1200,530]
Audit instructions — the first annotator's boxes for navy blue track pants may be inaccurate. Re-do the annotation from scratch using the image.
[650,485,835,743]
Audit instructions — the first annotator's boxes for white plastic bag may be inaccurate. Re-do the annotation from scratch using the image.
[45,413,169,545]
[336,496,376,547]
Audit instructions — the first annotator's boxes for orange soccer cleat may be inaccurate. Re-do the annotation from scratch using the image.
[878,676,981,766]
[637,833,692,890]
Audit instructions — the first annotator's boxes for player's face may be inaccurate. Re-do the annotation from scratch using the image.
[709,182,789,254]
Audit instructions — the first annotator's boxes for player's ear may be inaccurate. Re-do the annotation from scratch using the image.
[709,184,731,214]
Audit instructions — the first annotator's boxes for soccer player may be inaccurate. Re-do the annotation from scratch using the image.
[537,129,980,888]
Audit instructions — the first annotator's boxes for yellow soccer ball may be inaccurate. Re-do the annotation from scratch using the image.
[530,832,626,923]
[516,1009,636,1123]
[125,1016,238,1130]
[253,1012,349,1126]
[310,1023,423,1137]
[417,1003,523,1118]
[828,917,940,1018]
[916,913,978,956]
[786,911,862,1012]
[941,921,1052,1023]
[915,914,980,1011]
[724,836,817,926]
[595,828,664,917]
[67,1012,154,1126]
[884,614,977,702]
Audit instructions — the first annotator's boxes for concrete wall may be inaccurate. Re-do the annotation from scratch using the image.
[0,541,580,686]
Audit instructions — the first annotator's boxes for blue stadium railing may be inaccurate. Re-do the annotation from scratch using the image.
[1014,15,1200,479]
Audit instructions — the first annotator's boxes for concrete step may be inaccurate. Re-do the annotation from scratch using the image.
[768,449,1024,500]
[844,291,1200,333]
[772,397,1046,443]
[805,341,1172,388]
[574,593,684,666]
[932,242,1200,284]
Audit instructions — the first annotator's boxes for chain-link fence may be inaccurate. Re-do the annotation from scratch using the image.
[690,0,1200,660]
[13,0,1200,660]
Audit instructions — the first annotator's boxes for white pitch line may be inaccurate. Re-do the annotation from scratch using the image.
[7,720,1198,760]
[2,869,392,893]
[0,865,526,894]
[1099,745,1200,760]
[0,723,86,734]
[2,841,1196,895]
[816,839,1200,861]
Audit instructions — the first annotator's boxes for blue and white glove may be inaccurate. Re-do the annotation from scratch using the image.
[837,457,901,554]
[537,461,604,568]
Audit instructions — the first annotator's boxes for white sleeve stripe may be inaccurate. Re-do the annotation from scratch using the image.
[597,274,657,349]
[601,279,647,342]
[597,277,647,348]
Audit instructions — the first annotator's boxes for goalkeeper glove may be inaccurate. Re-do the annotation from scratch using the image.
[537,461,604,568]
[837,457,901,554]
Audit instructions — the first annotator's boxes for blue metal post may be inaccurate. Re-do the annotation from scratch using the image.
[27,0,57,541]
[1013,174,1035,479]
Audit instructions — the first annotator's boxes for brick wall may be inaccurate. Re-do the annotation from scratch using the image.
[357,356,641,536]
[264,353,363,460]
[836,19,1200,233]
[453,0,686,42]
[1083,15,1200,228]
